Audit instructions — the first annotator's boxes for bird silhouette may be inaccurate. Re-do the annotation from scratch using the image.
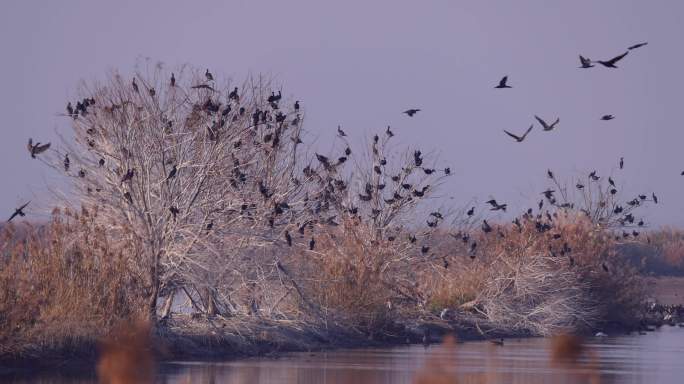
[652,193,658,204]
[121,168,135,183]
[132,78,139,93]
[229,87,239,100]
[170,73,176,87]
[386,126,394,137]
[285,231,292,246]
[482,220,492,233]
[444,167,451,175]
[148,87,156,97]
[494,76,511,89]
[8,201,30,222]
[309,237,315,250]
[467,207,475,216]
[503,125,533,142]
[99,158,105,167]
[597,51,629,68]
[294,101,300,111]
[205,69,214,81]
[403,109,420,117]
[167,165,177,180]
[63,154,70,171]
[337,126,346,137]
[469,242,477,258]
[620,157,624,169]
[628,42,648,50]
[547,169,555,179]
[27,138,51,159]
[601,114,615,121]
[66,102,74,116]
[579,55,594,68]
[535,115,560,131]
[123,191,133,204]
[608,177,615,187]
[589,171,600,181]
[315,153,330,167]
[169,206,179,220]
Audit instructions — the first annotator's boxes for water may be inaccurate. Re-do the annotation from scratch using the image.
[6,326,684,383]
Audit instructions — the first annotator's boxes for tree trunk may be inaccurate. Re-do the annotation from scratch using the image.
[160,290,175,319]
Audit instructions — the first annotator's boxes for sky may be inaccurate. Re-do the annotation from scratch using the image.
[1,0,683,226]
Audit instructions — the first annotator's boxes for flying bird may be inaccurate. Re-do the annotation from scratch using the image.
[494,76,512,89]
[579,55,594,68]
[601,115,615,121]
[8,201,30,222]
[597,51,629,68]
[534,115,560,131]
[27,138,51,158]
[403,109,420,117]
[628,42,648,50]
[503,125,533,142]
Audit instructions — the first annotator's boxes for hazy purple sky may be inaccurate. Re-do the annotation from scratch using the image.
[1,0,683,226]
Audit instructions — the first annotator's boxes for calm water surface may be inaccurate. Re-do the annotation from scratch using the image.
[8,326,684,384]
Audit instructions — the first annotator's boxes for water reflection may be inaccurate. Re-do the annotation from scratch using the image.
[5,326,684,384]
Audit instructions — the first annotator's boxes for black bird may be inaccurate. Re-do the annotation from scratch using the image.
[597,51,629,68]
[337,125,346,137]
[628,42,648,50]
[170,73,176,87]
[374,165,382,175]
[132,78,139,93]
[386,126,394,137]
[167,165,178,180]
[444,167,451,175]
[542,189,555,199]
[66,102,74,115]
[99,158,105,167]
[535,115,560,131]
[469,242,477,258]
[601,114,615,121]
[494,76,511,89]
[344,146,351,156]
[169,206,179,220]
[589,171,600,181]
[403,109,420,117]
[205,69,214,81]
[579,55,594,68]
[315,153,330,166]
[421,245,430,254]
[576,182,584,189]
[229,87,239,100]
[285,231,292,246]
[27,138,50,159]
[608,177,615,187]
[8,201,30,222]
[467,207,475,216]
[503,125,533,142]
[547,169,555,179]
[206,221,213,231]
[482,220,492,233]
[294,100,300,111]
[620,157,624,169]
[121,168,135,183]
[63,154,70,171]
[414,150,423,166]
[652,193,658,204]
[123,191,133,204]
[373,134,379,144]
[149,87,156,97]
[78,169,85,178]
[309,237,315,250]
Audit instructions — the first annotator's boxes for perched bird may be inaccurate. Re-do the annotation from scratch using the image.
[386,126,394,137]
[63,154,70,171]
[652,193,658,204]
[620,157,624,169]
[206,221,213,231]
[121,168,135,183]
[315,153,330,166]
[494,75,511,89]
[579,55,594,68]
[628,42,648,50]
[205,69,214,81]
[576,182,584,189]
[337,125,346,137]
[294,100,300,111]
[608,177,615,187]
[99,158,105,167]
[444,167,451,175]
[597,51,629,68]
[589,171,600,181]
[148,87,156,97]
[421,245,430,254]
[309,237,315,250]
[66,102,74,116]
[535,115,560,131]
[8,201,30,222]
[132,78,139,93]
[403,109,420,117]
[228,87,239,100]
[601,114,615,121]
[167,165,177,180]
[503,125,533,142]
[547,169,555,180]
[466,207,475,216]
[170,73,176,87]
[169,206,179,220]
[27,138,51,158]
[123,191,133,204]
[285,231,292,246]
[344,146,352,156]
[482,220,492,233]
